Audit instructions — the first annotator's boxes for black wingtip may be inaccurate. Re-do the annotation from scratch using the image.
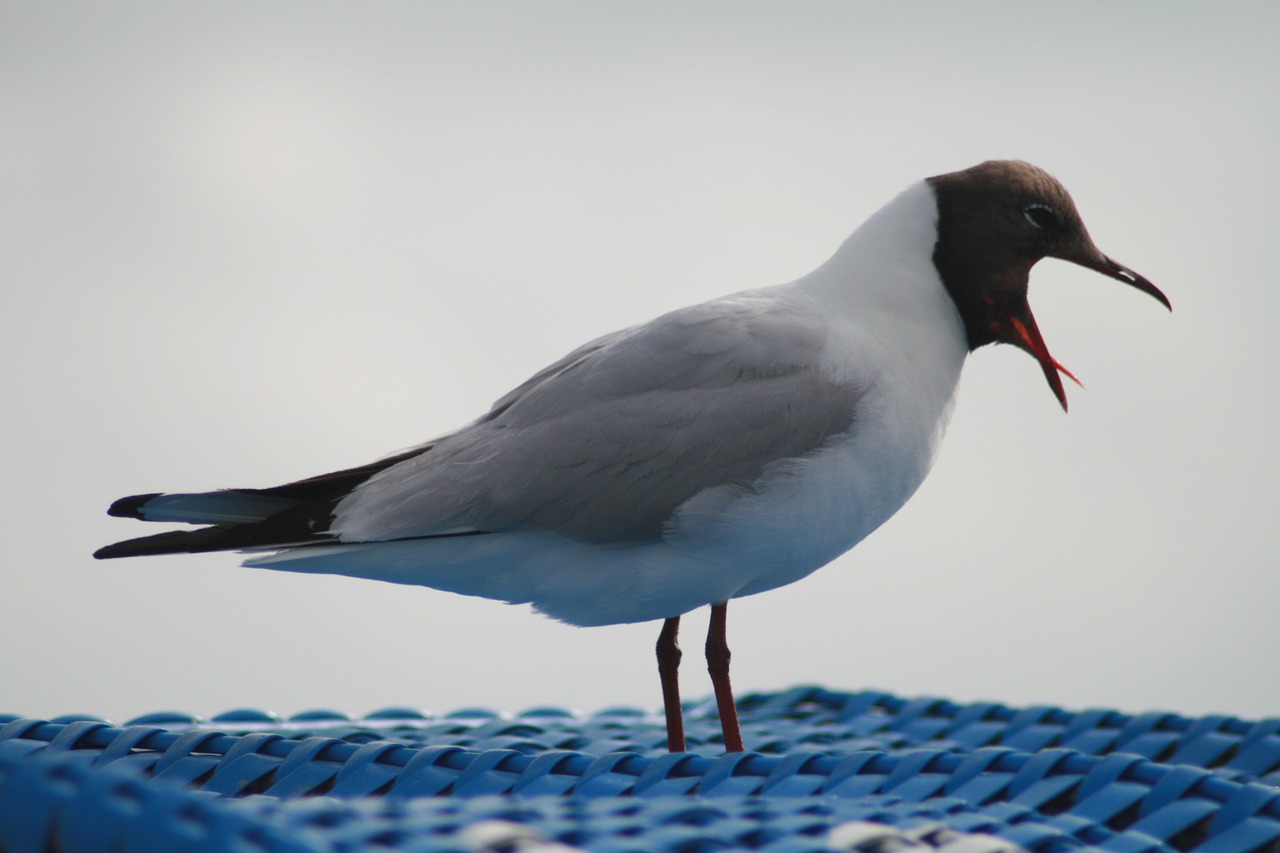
[94,528,230,560]
[93,542,130,560]
[93,531,190,559]
[107,493,164,519]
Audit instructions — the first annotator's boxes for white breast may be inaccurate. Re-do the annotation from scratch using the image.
[637,181,970,607]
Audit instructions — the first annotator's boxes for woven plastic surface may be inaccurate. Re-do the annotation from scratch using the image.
[2,687,1278,852]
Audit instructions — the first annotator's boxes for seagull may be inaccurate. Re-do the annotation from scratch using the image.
[95,160,1169,753]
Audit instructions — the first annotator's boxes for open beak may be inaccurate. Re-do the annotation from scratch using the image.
[1016,247,1169,412]
[1005,308,1081,412]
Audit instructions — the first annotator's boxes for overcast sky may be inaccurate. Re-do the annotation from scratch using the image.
[3,2,1278,726]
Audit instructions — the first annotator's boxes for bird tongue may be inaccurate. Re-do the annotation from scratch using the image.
[1007,311,1082,412]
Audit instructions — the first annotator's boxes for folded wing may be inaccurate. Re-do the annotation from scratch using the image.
[97,290,866,557]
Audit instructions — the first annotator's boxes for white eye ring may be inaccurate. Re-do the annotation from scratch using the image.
[1024,203,1058,229]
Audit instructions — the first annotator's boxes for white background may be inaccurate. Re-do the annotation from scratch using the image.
[3,2,1277,725]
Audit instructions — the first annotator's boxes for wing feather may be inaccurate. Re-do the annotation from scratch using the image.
[334,291,864,543]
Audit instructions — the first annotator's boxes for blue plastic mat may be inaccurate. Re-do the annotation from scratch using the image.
[2,687,1278,852]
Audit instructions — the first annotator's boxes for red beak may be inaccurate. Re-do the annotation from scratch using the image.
[1006,310,1082,412]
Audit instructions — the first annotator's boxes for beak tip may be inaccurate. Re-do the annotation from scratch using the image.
[1099,254,1171,312]
[1051,380,1070,412]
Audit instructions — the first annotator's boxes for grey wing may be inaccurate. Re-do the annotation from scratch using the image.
[333,293,864,543]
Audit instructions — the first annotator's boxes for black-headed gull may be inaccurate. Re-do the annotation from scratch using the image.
[97,161,1170,753]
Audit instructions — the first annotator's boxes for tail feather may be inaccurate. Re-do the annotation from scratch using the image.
[106,493,163,519]
[94,494,341,558]
[107,491,303,525]
[95,445,433,560]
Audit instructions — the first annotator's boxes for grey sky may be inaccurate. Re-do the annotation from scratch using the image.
[2,2,1277,723]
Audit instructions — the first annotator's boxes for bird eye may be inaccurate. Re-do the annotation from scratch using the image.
[1023,204,1058,230]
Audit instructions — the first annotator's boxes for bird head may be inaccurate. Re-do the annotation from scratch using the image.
[927,160,1170,410]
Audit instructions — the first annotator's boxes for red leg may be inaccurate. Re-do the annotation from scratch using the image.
[705,602,744,752]
[656,616,685,753]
